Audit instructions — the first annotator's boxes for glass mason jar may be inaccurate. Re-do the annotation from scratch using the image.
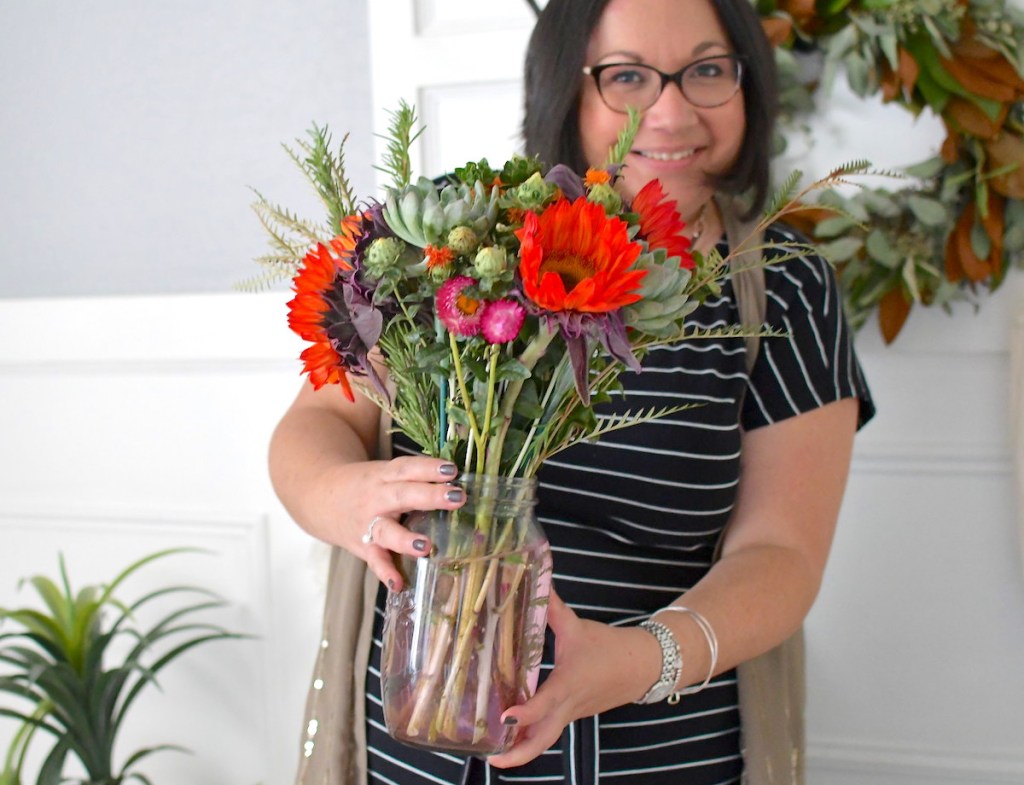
[380,474,552,755]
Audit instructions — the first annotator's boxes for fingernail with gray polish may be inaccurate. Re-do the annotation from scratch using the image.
[413,539,429,552]
[439,463,457,476]
[502,715,518,726]
[445,488,465,503]
[387,578,396,591]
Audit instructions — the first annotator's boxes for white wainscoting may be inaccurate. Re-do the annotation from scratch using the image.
[2,284,1023,784]
[0,292,326,785]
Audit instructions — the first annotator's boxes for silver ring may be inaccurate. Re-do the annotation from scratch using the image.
[361,515,384,545]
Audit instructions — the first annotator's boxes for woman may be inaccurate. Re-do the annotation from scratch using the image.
[271,0,875,782]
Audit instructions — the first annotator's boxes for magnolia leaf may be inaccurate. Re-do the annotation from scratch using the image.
[878,288,911,344]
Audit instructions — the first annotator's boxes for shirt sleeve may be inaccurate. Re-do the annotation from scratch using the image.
[741,227,876,431]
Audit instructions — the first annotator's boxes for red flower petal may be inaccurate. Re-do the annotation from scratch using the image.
[515,199,646,314]
[632,180,695,269]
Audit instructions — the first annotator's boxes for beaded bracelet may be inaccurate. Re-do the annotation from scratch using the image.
[654,605,719,703]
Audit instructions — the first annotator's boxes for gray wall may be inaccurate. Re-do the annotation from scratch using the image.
[0,0,376,298]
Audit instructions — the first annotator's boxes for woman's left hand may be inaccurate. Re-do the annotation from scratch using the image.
[487,589,658,769]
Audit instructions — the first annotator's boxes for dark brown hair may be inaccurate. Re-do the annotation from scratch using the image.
[522,0,778,216]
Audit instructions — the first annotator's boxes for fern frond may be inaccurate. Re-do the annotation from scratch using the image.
[826,159,872,178]
[250,190,329,236]
[250,195,328,252]
[373,101,423,190]
[537,404,701,464]
[233,268,293,293]
[763,169,803,219]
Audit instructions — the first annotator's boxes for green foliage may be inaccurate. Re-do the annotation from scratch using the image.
[604,107,641,169]
[0,549,244,785]
[374,101,424,191]
[765,0,1024,338]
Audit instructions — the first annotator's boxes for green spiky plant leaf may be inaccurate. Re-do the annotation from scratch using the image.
[0,549,245,785]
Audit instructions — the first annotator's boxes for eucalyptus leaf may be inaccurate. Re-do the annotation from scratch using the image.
[819,236,865,263]
[902,258,922,302]
[815,215,860,238]
[866,230,901,268]
[906,195,948,227]
[903,157,945,180]
[970,221,992,260]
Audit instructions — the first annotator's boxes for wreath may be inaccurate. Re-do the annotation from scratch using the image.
[757,0,1024,341]
[524,0,1023,341]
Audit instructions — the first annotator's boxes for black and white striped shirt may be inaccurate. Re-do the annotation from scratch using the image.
[366,228,875,784]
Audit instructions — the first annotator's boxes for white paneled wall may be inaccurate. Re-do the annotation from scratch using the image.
[805,280,1024,783]
[0,293,325,785]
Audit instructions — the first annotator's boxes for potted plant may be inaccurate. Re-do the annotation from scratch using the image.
[0,548,244,785]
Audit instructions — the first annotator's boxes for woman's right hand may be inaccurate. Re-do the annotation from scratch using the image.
[268,381,467,592]
[316,456,467,591]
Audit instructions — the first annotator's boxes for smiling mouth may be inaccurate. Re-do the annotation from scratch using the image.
[634,149,697,162]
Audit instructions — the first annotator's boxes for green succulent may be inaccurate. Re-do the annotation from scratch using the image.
[622,249,699,336]
[0,549,244,785]
[383,177,499,248]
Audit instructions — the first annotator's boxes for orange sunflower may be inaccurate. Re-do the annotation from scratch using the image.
[516,198,646,314]
[287,241,355,400]
[631,180,694,269]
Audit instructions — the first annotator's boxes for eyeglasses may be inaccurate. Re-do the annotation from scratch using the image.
[582,54,744,113]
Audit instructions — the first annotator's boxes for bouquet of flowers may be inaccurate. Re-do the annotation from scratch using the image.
[249,102,843,754]
[251,104,758,474]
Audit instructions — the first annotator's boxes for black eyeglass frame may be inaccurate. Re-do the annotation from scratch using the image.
[582,54,746,112]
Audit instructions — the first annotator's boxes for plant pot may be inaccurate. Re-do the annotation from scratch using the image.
[381,474,552,755]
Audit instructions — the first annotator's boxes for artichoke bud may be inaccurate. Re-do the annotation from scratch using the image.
[364,237,407,278]
[515,172,556,209]
[428,263,453,283]
[473,245,508,278]
[447,226,479,255]
[587,182,623,214]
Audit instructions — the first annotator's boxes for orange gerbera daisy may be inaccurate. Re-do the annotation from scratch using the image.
[286,242,355,400]
[631,180,694,269]
[328,214,362,270]
[298,340,354,399]
[516,198,646,314]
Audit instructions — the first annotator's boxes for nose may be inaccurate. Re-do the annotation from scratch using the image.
[643,78,699,130]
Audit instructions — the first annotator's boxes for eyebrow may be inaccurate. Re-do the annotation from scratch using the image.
[596,41,730,63]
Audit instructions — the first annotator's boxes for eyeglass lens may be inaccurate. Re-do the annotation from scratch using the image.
[595,56,741,111]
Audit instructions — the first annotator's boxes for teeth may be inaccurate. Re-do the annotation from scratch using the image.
[638,149,695,161]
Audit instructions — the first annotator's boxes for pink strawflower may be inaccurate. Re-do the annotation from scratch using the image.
[480,299,526,344]
[436,275,483,337]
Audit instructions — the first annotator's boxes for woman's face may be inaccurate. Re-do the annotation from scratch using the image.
[579,0,746,221]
